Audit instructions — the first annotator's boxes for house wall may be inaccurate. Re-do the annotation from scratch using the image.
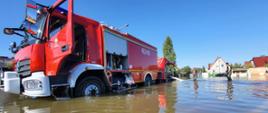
[248,67,268,81]
[231,71,248,80]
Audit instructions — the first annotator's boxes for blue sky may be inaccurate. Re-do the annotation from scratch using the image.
[0,0,267,68]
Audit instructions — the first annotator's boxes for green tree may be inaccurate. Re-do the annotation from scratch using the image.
[173,66,180,77]
[245,63,253,69]
[202,66,206,73]
[180,66,191,78]
[177,68,181,77]
[265,63,268,68]
[163,36,176,63]
[231,63,243,69]
[193,68,202,73]
[163,36,177,76]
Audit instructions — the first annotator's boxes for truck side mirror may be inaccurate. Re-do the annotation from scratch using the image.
[3,28,15,35]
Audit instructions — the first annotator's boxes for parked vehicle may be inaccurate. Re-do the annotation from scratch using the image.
[0,0,173,98]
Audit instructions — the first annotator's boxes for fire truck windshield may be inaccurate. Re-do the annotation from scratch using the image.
[10,2,49,49]
[21,11,47,45]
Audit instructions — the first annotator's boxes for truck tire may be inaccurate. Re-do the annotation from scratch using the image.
[75,76,105,97]
[144,75,152,86]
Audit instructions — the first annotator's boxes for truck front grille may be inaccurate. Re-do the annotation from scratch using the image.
[17,59,31,77]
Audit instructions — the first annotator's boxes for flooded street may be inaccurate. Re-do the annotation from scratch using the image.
[1,79,268,113]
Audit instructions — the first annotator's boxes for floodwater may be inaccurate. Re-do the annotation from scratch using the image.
[1,79,268,113]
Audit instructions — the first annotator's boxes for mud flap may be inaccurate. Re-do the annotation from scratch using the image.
[52,84,71,100]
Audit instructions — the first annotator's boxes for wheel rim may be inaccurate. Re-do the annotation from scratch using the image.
[84,84,100,96]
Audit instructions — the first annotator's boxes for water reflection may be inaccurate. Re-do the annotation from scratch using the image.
[193,80,199,99]
[226,81,234,100]
[0,83,177,113]
[1,80,268,113]
[251,82,268,99]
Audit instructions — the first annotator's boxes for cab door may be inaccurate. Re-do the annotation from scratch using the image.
[45,0,74,76]
[45,15,72,76]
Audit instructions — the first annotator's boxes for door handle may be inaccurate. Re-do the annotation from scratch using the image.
[61,45,69,52]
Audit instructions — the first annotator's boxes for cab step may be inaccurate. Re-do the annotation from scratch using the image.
[51,84,71,100]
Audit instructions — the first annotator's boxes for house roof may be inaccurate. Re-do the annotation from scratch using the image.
[252,56,268,67]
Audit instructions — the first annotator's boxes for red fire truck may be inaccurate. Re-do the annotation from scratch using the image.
[0,0,172,98]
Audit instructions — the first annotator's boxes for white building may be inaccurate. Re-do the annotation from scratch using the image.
[208,57,228,75]
[231,68,248,80]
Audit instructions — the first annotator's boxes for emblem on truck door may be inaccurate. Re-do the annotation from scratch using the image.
[141,48,151,56]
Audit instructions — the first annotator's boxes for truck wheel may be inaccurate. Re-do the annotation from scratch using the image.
[144,76,152,86]
[75,76,105,97]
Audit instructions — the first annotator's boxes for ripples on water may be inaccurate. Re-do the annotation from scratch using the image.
[1,79,268,113]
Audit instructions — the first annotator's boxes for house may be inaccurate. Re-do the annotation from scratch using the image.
[245,56,268,68]
[231,68,248,80]
[208,57,228,75]
[244,56,268,80]
[248,68,268,81]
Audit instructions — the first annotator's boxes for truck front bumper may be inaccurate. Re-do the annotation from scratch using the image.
[22,72,51,97]
[0,71,51,98]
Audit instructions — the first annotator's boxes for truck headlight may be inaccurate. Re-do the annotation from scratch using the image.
[23,80,42,90]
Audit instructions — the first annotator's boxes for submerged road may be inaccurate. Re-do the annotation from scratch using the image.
[1,79,268,113]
